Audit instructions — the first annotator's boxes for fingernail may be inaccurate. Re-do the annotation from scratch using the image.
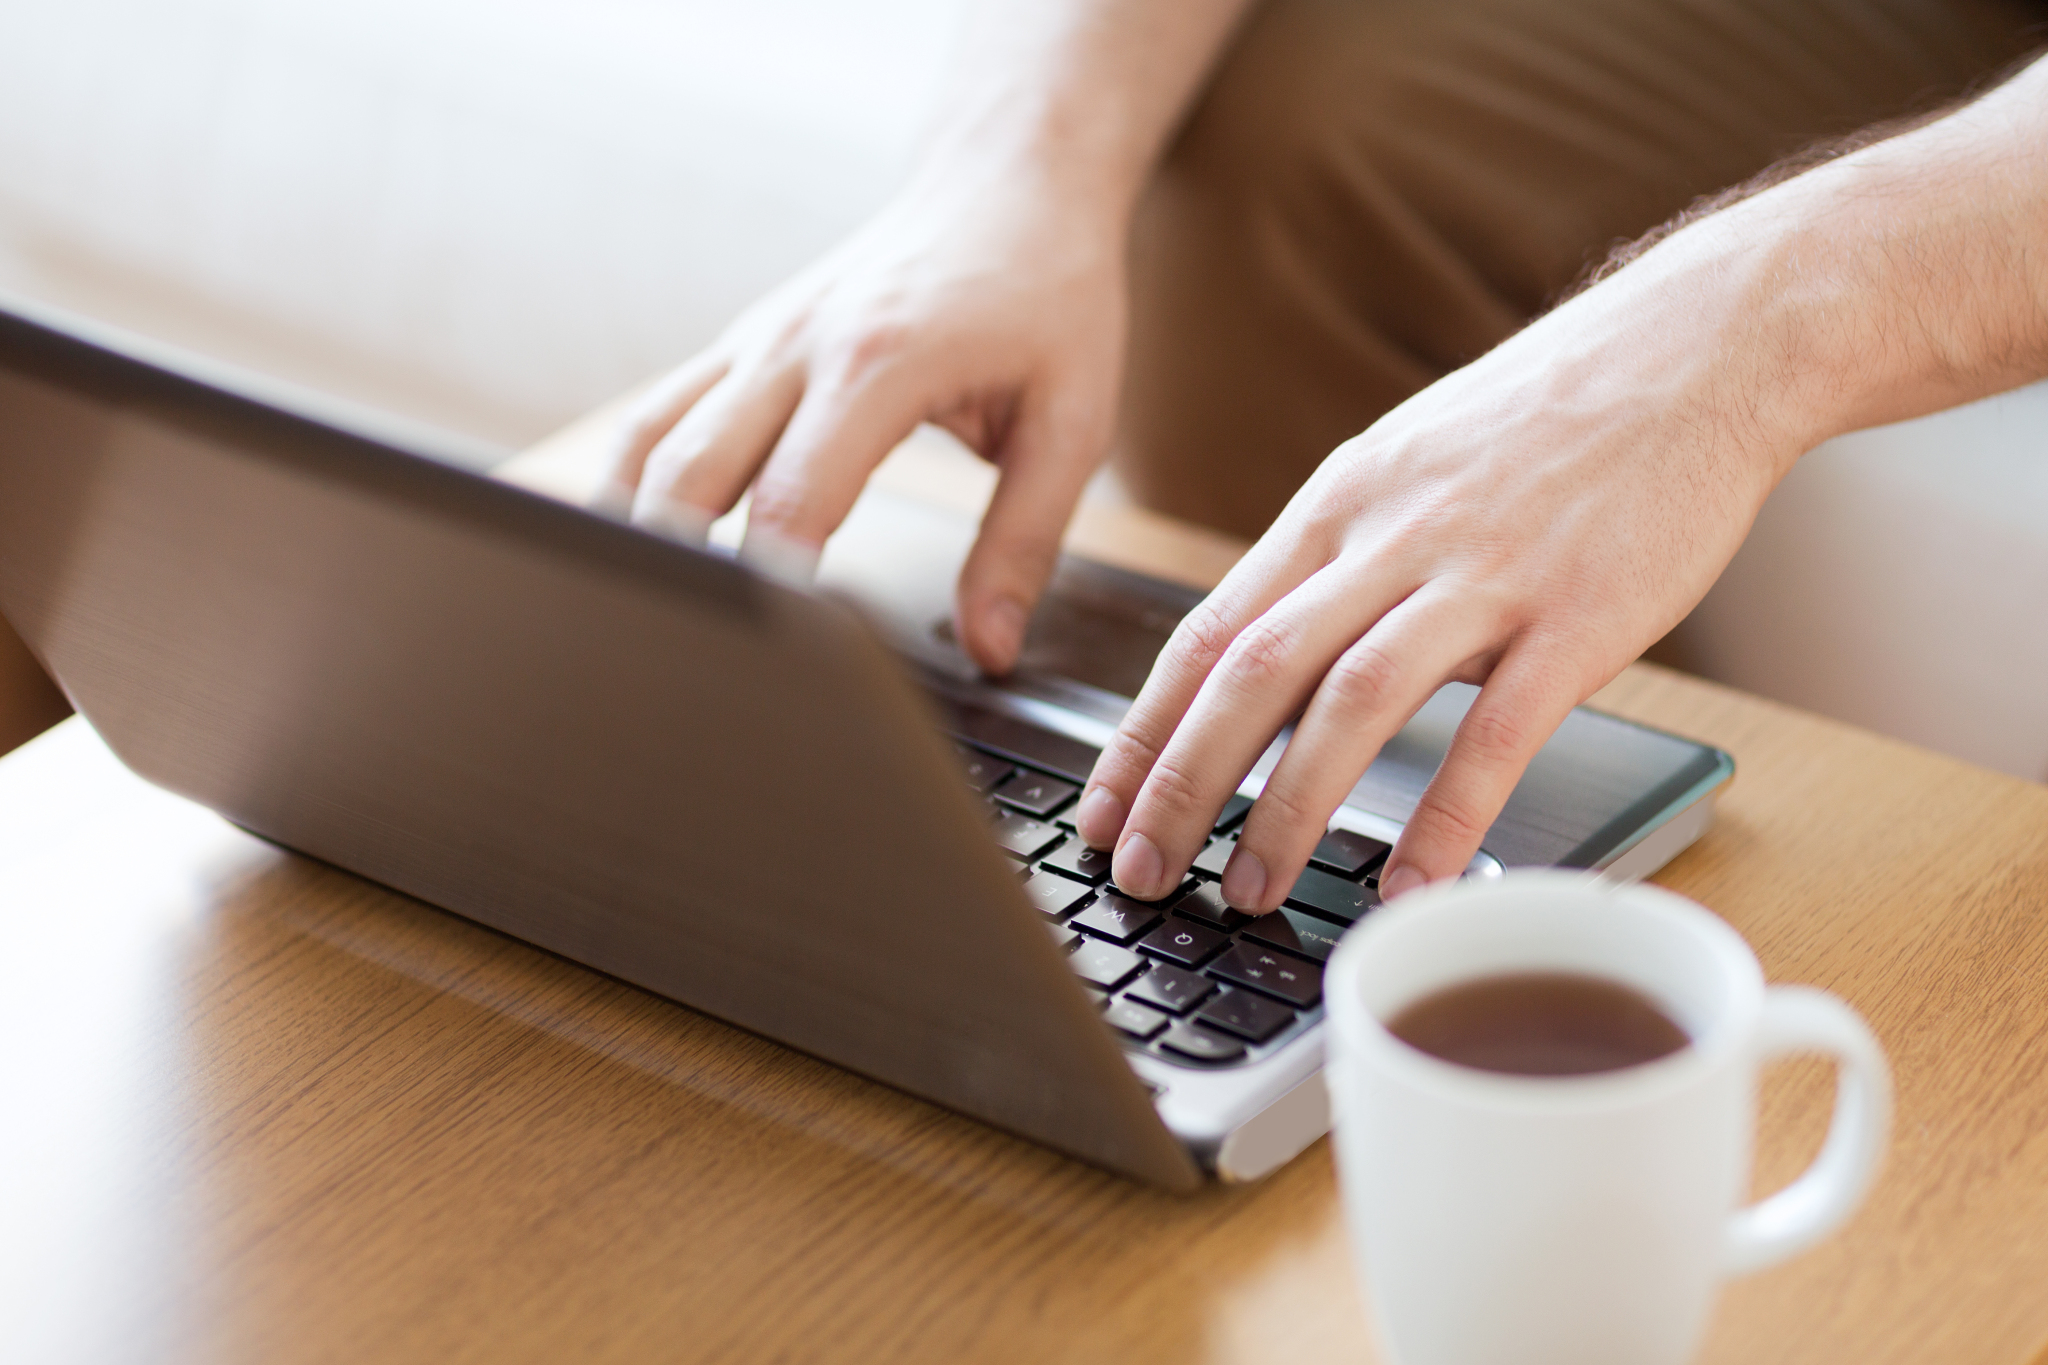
[1076,786,1125,846]
[1379,864,1427,900]
[1113,831,1164,900]
[1221,847,1267,911]
[593,480,636,518]
[981,596,1029,672]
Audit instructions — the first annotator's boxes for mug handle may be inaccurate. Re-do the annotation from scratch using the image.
[1722,986,1893,1276]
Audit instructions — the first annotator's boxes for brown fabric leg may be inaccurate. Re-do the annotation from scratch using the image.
[1118,0,2046,538]
[0,613,68,755]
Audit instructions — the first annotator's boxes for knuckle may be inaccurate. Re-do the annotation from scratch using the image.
[1458,702,1536,767]
[743,476,810,533]
[1087,725,1167,802]
[1320,640,1403,715]
[834,321,915,382]
[650,435,731,498]
[1138,756,1211,822]
[1169,601,1237,672]
[1220,615,1302,692]
[1416,784,1496,849]
[1103,725,1165,780]
[638,435,697,490]
[1244,779,1316,841]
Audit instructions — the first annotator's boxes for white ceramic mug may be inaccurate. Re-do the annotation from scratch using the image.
[1324,871,1891,1365]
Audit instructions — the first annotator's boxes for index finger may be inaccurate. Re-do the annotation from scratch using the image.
[1073,528,1331,848]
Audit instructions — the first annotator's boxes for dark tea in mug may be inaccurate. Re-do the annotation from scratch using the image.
[1387,971,1690,1076]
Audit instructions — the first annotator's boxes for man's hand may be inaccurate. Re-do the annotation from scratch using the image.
[1077,54,2048,909]
[1076,252,1793,907]
[605,182,1124,671]
[602,0,1253,673]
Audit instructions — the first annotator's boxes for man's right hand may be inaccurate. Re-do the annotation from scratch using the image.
[598,0,1255,674]
[603,175,1127,674]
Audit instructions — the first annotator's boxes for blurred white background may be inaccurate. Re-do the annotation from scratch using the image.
[1673,389,2048,782]
[0,0,964,451]
[0,0,2040,779]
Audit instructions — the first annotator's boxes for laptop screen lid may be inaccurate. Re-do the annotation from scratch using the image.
[0,299,1201,1190]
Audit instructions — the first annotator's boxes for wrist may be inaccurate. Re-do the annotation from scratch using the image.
[1569,203,1836,494]
[901,105,1145,241]
[1698,72,2048,454]
[1580,57,2048,484]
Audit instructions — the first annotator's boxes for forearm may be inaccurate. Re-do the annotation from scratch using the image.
[905,0,1255,229]
[1639,55,2048,463]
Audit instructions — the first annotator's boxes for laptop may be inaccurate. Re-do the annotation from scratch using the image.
[0,298,1734,1191]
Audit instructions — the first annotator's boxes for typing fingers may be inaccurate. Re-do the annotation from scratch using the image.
[631,357,804,543]
[1377,647,1581,898]
[1102,556,1416,899]
[1223,589,1504,912]
[599,351,731,515]
[739,363,927,578]
[1074,528,1334,852]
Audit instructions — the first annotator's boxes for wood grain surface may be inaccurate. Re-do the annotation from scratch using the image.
[2,417,2045,1365]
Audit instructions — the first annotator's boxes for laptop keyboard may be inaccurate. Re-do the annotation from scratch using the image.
[942,702,1391,1070]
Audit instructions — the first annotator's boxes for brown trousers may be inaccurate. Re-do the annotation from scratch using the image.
[1117,0,2045,537]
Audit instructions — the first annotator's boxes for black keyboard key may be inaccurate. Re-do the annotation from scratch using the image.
[1192,838,1235,879]
[1104,998,1171,1040]
[1240,907,1346,963]
[1195,987,1296,1043]
[1038,836,1113,885]
[1212,792,1255,834]
[1309,828,1391,879]
[1282,865,1380,925]
[1105,878,1196,909]
[993,771,1080,818]
[1070,892,1165,945]
[1171,881,1247,930]
[1023,871,1092,919]
[957,746,1013,793]
[1158,1022,1246,1064]
[1137,917,1229,967]
[1047,922,1080,951]
[992,812,1064,860]
[1067,938,1144,989]
[1125,962,1215,1015]
[1208,942,1324,1007]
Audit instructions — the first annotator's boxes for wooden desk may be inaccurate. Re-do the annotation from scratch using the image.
[4,413,2046,1365]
